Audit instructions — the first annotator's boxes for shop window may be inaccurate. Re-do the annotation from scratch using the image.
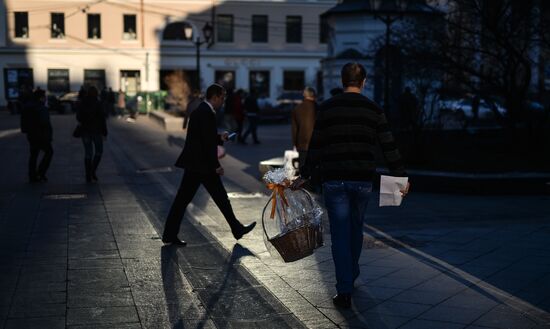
[47,69,70,94]
[249,71,270,97]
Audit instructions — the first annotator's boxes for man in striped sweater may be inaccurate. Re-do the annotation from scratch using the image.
[293,62,410,308]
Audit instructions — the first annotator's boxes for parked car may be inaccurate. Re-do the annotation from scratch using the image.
[59,92,79,113]
[259,92,301,122]
[46,94,65,114]
[439,97,506,119]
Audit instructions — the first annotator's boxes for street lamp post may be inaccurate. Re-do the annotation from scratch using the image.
[184,23,213,91]
[369,0,407,114]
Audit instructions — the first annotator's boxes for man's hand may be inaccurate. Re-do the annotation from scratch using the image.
[400,182,411,197]
[290,177,307,190]
[215,166,224,176]
[221,131,230,141]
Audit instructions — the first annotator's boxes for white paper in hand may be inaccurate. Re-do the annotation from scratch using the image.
[379,175,409,207]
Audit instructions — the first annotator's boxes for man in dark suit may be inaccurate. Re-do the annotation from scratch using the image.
[162,84,256,246]
[21,89,54,183]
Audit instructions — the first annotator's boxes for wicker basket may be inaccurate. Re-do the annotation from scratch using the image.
[262,189,323,263]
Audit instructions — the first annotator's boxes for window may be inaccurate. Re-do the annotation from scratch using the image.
[217,15,233,43]
[51,13,65,39]
[215,70,235,90]
[87,14,101,39]
[14,12,29,38]
[84,69,105,90]
[249,71,270,97]
[120,70,140,96]
[47,69,69,94]
[286,16,302,43]
[162,22,193,41]
[283,71,305,91]
[252,15,268,43]
[4,68,33,100]
[319,16,329,44]
[123,14,137,40]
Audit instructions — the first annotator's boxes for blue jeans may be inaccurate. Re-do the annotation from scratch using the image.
[323,180,372,294]
[82,134,103,160]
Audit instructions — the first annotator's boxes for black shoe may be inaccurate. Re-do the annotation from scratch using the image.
[37,174,48,182]
[332,293,352,309]
[232,222,256,240]
[162,237,187,246]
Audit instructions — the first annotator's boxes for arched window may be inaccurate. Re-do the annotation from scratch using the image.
[162,22,193,41]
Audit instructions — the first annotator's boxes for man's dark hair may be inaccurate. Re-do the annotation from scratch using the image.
[341,62,367,88]
[87,86,99,98]
[206,83,225,100]
[33,88,46,100]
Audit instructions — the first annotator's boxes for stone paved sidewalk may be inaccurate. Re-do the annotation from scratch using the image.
[107,114,550,329]
[0,113,301,329]
[2,112,550,329]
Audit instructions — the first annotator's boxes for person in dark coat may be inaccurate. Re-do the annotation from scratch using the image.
[183,89,201,129]
[241,90,261,144]
[233,89,245,142]
[76,86,107,182]
[162,84,256,246]
[21,89,54,182]
[291,87,317,168]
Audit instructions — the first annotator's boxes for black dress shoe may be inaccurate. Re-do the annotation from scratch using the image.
[232,222,256,240]
[332,293,352,309]
[162,237,187,246]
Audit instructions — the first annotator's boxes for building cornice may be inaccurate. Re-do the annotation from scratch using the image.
[0,47,326,59]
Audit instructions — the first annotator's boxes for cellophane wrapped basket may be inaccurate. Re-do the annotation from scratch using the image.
[262,168,323,262]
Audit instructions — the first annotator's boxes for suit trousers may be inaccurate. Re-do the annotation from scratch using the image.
[28,139,53,178]
[163,170,241,240]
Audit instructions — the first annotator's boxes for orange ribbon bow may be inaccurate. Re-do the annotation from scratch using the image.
[266,183,290,220]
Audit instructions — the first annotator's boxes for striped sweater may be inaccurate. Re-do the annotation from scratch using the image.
[301,92,406,183]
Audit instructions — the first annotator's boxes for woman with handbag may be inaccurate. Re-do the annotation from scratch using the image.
[76,86,107,182]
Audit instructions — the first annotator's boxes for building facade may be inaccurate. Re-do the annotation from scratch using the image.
[0,0,337,107]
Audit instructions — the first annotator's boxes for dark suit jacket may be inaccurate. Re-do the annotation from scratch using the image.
[175,102,224,173]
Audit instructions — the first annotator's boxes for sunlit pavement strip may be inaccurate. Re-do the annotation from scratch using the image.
[0,128,20,139]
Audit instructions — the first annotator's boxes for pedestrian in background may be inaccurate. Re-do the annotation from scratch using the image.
[241,90,261,144]
[117,89,126,116]
[21,88,53,183]
[292,63,410,309]
[291,87,317,169]
[163,84,256,246]
[183,89,202,130]
[77,87,107,183]
[223,88,238,132]
[107,87,116,116]
[233,89,245,142]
